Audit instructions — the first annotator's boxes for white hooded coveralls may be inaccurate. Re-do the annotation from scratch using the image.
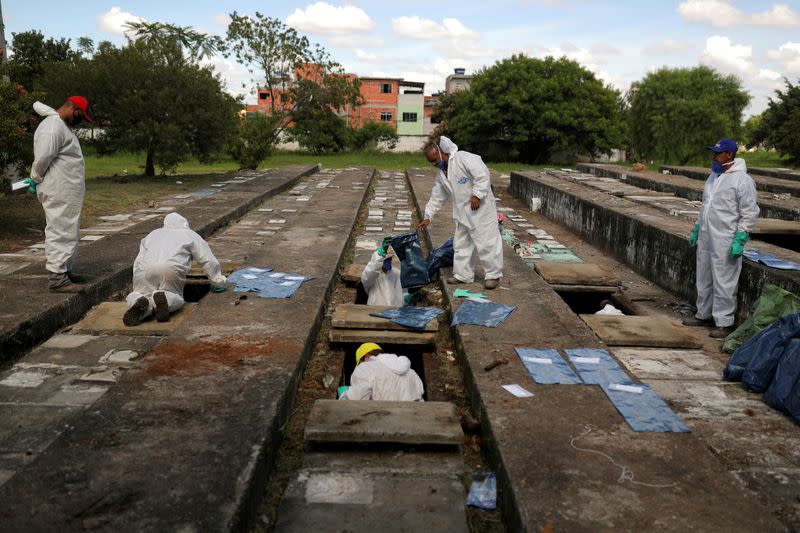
[361,251,406,307]
[423,137,503,282]
[694,158,759,327]
[31,102,85,274]
[126,213,226,318]
[339,353,424,401]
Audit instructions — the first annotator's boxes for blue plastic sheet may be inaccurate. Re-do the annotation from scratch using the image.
[370,306,444,329]
[228,268,313,299]
[601,383,691,433]
[564,348,634,386]
[515,348,582,385]
[451,300,517,328]
[426,237,454,278]
[744,249,800,271]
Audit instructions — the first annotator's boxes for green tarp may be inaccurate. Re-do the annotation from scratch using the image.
[723,284,800,353]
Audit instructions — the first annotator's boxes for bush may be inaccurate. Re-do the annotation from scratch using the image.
[228,113,279,169]
[349,121,398,151]
[0,81,39,181]
[750,79,800,166]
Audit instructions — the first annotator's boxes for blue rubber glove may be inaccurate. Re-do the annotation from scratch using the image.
[377,236,393,257]
[729,231,748,258]
[23,177,37,194]
[688,223,699,248]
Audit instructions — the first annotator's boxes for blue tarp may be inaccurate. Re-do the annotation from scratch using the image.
[228,268,313,299]
[601,383,691,433]
[724,312,800,382]
[564,348,634,386]
[744,249,800,271]
[451,300,517,328]
[426,237,454,278]
[370,306,444,329]
[764,338,800,412]
[515,348,582,385]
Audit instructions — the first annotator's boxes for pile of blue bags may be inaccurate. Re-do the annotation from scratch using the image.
[724,311,800,420]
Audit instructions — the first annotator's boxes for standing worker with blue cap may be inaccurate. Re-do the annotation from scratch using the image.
[25,97,93,292]
[683,138,759,338]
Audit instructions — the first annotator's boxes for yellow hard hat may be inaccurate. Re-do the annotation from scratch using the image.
[355,342,381,365]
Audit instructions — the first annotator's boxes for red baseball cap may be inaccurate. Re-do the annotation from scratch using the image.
[67,96,93,123]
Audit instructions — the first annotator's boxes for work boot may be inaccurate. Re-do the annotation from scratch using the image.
[153,291,170,323]
[67,272,89,283]
[682,317,714,327]
[123,297,150,327]
[484,279,500,290]
[48,272,83,293]
[709,326,734,339]
[446,276,466,284]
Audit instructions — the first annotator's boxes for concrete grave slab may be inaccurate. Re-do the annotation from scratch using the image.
[0,262,31,275]
[40,334,95,350]
[753,218,800,235]
[580,315,703,348]
[304,400,461,445]
[332,304,439,332]
[612,348,724,381]
[535,262,620,286]
[329,328,435,346]
[71,302,196,336]
[341,264,365,284]
[648,381,772,420]
[79,235,105,242]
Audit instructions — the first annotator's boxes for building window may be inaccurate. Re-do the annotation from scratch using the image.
[259,92,268,100]
[380,112,393,122]
[381,83,392,94]
[402,112,418,122]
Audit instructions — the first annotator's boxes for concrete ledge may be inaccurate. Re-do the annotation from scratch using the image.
[660,164,800,195]
[304,400,462,445]
[511,170,800,323]
[0,165,319,363]
[577,163,800,221]
[750,166,800,182]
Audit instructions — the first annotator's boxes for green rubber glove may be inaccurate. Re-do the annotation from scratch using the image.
[210,285,227,292]
[688,223,699,248]
[23,177,37,194]
[403,293,414,305]
[337,385,349,398]
[377,236,393,257]
[729,231,748,258]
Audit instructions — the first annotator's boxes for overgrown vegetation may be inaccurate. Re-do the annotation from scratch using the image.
[749,79,800,166]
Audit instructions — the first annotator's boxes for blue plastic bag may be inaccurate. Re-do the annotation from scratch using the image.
[764,339,800,412]
[466,472,496,510]
[724,312,800,383]
[426,237,454,278]
[391,232,430,289]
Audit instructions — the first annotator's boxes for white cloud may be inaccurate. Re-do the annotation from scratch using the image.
[441,18,478,39]
[701,35,783,89]
[391,16,445,40]
[752,4,800,28]
[766,41,800,75]
[286,2,375,35]
[212,13,230,30]
[678,0,800,28]
[354,49,379,62]
[644,39,695,55]
[97,6,146,36]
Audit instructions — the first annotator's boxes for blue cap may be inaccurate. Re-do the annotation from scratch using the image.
[708,138,738,153]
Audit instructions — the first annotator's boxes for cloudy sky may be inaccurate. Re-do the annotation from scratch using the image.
[3,0,800,115]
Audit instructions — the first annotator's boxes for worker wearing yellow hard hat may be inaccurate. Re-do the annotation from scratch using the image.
[340,342,424,401]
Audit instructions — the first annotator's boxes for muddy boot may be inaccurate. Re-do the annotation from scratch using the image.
[123,297,150,327]
[153,291,170,323]
[682,317,714,327]
[484,278,500,290]
[48,272,83,293]
[67,271,89,283]
[709,326,734,339]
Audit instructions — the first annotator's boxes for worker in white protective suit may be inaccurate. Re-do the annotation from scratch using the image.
[27,97,92,292]
[418,136,503,290]
[683,138,759,338]
[339,343,424,401]
[123,213,227,326]
[361,237,407,307]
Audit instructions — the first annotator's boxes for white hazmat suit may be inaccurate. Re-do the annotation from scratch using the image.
[339,353,424,401]
[361,251,406,307]
[126,213,226,318]
[31,102,85,276]
[694,158,759,327]
[423,137,503,283]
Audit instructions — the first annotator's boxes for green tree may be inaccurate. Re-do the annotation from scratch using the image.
[741,113,764,149]
[228,113,279,169]
[0,81,38,178]
[4,30,76,89]
[123,21,224,65]
[348,121,398,151]
[627,66,750,164]
[750,79,800,165]
[432,54,625,163]
[289,106,350,154]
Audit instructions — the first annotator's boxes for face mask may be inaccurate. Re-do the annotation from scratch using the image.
[435,160,446,172]
[382,257,392,272]
[711,160,724,174]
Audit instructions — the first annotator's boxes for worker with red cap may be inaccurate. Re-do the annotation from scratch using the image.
[25,97,93,292]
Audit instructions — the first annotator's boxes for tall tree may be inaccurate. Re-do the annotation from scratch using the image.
[123,21,224,65]
[433,54,625,163]
[626,66,750,164]
[5,30,75,89]
[749,79,800,166]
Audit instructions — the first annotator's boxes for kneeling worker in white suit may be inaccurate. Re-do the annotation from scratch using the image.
[339,343,424,401]
[123,212,226,326]
[361,237,407,307]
